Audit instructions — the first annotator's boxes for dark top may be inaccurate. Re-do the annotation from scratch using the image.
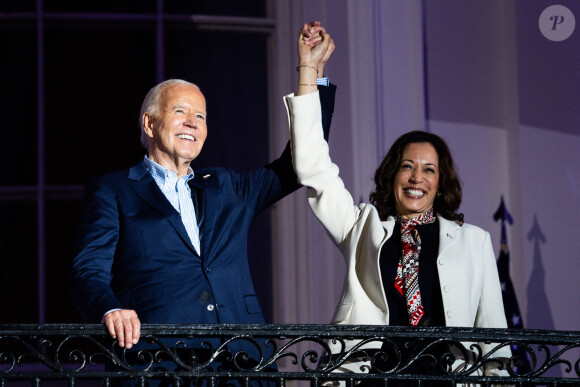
[379,220,445,327]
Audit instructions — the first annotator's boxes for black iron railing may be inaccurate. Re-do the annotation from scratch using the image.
[1,324,579,386]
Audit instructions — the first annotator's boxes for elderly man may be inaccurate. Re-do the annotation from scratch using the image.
[70,25,335,380]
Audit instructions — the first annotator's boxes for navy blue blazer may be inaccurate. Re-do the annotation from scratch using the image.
[70,86,336,327]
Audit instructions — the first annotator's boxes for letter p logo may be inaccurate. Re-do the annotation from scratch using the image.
[539,5,575,41]
[550,15,565,30]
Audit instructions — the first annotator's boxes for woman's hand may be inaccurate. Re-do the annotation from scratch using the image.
[297,21,333,96]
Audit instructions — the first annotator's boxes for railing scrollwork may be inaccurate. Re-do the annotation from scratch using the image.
[1,324,579,385]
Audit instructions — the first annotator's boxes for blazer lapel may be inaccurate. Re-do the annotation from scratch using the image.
[128,162,200,256]
[361,216,396,313]
[189,171,220,257]
[191,185,205,231]
[437,216,462,258]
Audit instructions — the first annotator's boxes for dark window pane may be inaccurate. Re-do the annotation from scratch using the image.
[0,0,35,12]
[165,0,265,17]
[45,199,83,323]
[165,27,269,171]
[165,25,273,320]
[44,0,156,13]
[0,21,38,186]
[44,21,156,185]
[0,202,38,323]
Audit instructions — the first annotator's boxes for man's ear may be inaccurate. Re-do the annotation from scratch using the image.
[143,113,155,139]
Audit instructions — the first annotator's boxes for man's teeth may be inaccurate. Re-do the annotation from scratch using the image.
[405,189,424,197]
[177,134,195,141]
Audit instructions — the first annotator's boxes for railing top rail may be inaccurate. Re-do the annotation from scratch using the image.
[1,323,579,343]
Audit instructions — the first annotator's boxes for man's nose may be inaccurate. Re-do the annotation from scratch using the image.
[184,115,198,128]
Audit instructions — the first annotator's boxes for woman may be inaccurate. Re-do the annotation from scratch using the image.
[286,26,511,384]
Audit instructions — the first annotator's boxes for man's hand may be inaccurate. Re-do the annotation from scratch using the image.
[317,35,335,77]
[104,309,141,349]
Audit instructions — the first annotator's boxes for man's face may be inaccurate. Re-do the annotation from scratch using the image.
[144,83,207,169]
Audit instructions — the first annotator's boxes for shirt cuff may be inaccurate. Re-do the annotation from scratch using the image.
[317,77,330,86]
[102,308,122,323]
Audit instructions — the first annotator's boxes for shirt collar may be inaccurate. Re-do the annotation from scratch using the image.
[143,155,194,183]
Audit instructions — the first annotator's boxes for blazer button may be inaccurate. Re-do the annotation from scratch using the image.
[207,304,215,311]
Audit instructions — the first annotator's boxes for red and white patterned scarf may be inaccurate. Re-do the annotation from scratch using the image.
[394,208,436,326]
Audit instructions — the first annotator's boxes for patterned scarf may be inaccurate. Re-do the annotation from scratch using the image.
[394,208,436,326]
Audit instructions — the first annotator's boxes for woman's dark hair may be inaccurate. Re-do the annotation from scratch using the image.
[369,130,464,225]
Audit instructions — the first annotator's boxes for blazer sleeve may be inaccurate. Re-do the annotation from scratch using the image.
[477,230,513,372]
[476,231,509,330]
[284,90,361,247]
[70,176,123,322]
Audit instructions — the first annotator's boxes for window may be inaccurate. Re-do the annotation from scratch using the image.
[0,0,273,323]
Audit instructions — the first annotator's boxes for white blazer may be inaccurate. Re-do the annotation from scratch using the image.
[284,91,511,378]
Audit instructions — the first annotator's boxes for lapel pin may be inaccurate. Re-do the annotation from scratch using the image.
[203,174,211,179]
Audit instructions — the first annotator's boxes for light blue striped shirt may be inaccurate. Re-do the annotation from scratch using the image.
[143,156,201,255]
[317,76,329,86]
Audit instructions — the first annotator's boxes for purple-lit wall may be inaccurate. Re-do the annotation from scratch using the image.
[424,0,580,331]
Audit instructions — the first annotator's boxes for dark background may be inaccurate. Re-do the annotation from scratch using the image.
[0,0,277,324]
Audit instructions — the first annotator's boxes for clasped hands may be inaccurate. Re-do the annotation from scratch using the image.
[298,21,334,78]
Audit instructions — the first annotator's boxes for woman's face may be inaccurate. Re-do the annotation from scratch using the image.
[393,142,440,219]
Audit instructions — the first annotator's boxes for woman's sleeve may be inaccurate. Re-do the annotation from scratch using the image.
[284,91,359,246]
[477,231,513,374]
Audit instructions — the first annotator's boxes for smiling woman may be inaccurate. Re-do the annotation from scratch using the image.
[370,131,464,226]
[287,41,511,377]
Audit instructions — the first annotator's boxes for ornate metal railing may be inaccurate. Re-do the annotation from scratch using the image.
[1,324,579,386]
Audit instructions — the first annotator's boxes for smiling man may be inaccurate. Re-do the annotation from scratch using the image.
[142,81,208,178]
[70,71,335,382]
